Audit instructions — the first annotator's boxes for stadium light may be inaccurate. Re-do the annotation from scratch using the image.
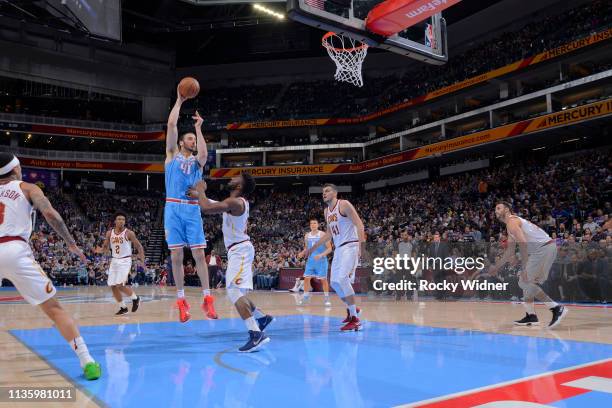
[253,4,285,19]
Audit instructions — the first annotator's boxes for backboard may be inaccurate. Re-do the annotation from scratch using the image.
[287,0,451,64]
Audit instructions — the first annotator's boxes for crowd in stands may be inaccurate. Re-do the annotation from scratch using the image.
[3,184,223,289]
[2,144,609,304]
[241,148,611,301]
[0,1,607,133]
[74,189,160,234]
[15,188,167,287]
[193,85,283,129]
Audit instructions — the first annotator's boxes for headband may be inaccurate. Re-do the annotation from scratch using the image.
[0,156,19,176]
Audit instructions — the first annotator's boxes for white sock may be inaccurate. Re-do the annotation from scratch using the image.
[117,300,126,308]
[524,303,535,315]
[69,337,94,368]
[245,317,260,332]
[177,289,185,298]
[545,301,558,309]
[324,292,329,297]
[253,309,265,319]
[130,293,138,300]
[203,289,211,297]
[348,304,357,317]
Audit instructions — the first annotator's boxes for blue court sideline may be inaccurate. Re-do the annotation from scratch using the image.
[10,315,612,408]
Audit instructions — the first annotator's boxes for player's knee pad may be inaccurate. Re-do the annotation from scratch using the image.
[227,287,245,304]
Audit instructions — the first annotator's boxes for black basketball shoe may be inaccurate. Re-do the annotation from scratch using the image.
[514,313,539,326]
[115,307,128,316]
[257,315,274,331]
[131,296,140,313]
[548,305,568,329]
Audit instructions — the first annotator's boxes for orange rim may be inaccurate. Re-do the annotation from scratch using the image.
[322,31,368,53]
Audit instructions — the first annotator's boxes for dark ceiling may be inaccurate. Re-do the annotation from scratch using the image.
[0,0,504,66]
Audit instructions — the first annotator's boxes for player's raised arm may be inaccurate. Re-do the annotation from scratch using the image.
[193,111,208,167]
[166,87,185,163]
[22,183,86,262]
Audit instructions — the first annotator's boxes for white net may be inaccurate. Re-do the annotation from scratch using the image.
[322,32,368,87]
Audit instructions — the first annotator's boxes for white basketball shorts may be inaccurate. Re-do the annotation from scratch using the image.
[0,240,56,305]
[107,257,132,286]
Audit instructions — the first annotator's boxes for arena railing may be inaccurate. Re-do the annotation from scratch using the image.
[0,145,163,163]
[0,112,165,132]
[216,69,612,158]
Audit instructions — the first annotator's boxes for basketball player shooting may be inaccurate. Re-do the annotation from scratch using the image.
[0,153,101,380]
[299,183,365,331]
[98,212,144,315]
[490,202,567,328]
[188,174,274,352]
[165,86,217,322]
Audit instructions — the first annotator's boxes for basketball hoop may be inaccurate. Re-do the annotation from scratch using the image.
[322,32,368,87]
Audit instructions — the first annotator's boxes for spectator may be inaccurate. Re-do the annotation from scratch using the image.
[206,250,222,288]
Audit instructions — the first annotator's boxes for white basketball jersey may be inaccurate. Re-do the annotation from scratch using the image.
[508,215,550,251]
[0,180,33,241]
[223,197,250,249]
[326,199,358,247]
[110,228,132,259]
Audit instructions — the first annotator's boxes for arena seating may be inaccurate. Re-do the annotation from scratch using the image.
[5,2,605,128]
[195,0,611,124]
[12,140,608,303]
[245,149,611,298]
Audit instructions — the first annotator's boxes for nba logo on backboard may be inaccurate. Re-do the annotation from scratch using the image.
[425,23,436,48]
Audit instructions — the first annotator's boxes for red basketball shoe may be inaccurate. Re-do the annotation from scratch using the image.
[342,307,361,323]
[176,298,191,323]
[202,295,218,319]
[341,316,361,331]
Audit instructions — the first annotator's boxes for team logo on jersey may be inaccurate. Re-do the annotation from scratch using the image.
[327,214,338,223]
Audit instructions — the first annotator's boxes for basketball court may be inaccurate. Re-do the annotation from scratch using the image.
[1,287,611,407]
[0,0,611,407]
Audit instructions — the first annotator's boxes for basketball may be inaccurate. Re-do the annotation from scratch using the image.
[178,77,200,99]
